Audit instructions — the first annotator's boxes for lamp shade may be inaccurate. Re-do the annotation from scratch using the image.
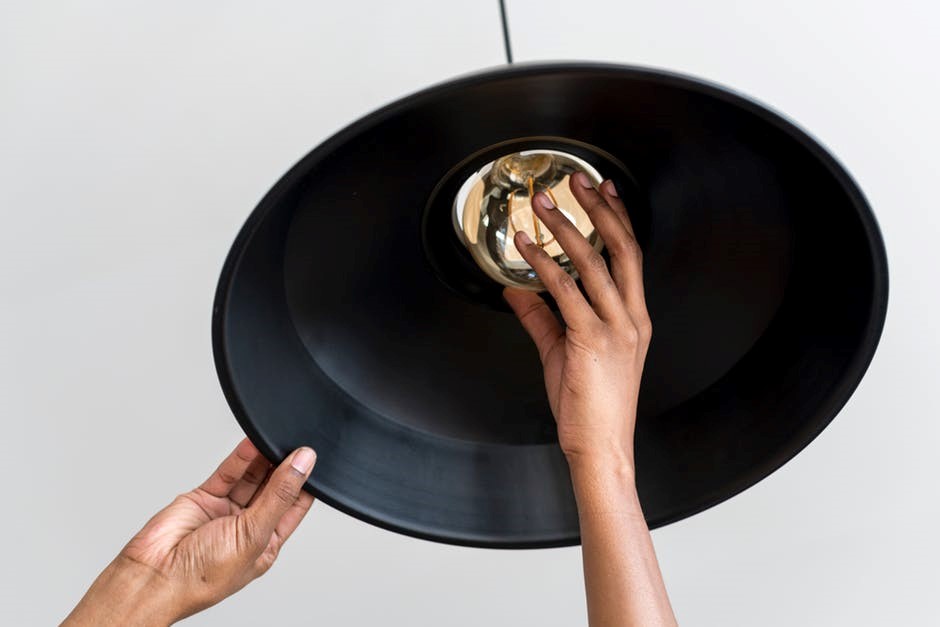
[212,63,888,548]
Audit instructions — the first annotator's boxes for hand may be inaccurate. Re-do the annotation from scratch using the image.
[506,174,675,626]
[503,172,651,470]
[64,439,317,626]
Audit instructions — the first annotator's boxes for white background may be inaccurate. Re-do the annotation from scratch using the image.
[2,1,938,625]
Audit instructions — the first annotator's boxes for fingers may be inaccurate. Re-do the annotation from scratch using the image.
[530,191,623,321]
[199,438,261,498]
[599,179,637,238]
[570,172,647,312]
[242,447,316,550]
[245,471,271,508]
[229,454,272,508]
[513,230,597,331]
[253,489,316,576]
[273,490,316,547]
[503,287,564,363]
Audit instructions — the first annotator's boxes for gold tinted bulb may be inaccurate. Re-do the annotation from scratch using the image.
[453,149,604,290]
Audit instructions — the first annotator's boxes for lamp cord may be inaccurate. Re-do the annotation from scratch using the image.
[498,0,514,64]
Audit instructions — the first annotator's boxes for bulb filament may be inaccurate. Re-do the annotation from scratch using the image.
[506,175,558,249]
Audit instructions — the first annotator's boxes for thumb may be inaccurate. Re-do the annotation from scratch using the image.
[243,447,316,545]
[503,287,564,364]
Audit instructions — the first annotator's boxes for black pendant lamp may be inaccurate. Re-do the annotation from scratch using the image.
[212,10,888,548]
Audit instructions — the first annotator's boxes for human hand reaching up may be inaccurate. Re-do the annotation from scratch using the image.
[64,439,316,626]
[503,172,652,473]
[505,171,676,627]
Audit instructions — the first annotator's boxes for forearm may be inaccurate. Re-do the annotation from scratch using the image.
[63,555,179,627]
[569,453,677,627]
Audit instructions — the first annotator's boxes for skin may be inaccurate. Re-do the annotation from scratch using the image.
[504,171,677,626]
[63,440,317,625]
[64,172,675,626]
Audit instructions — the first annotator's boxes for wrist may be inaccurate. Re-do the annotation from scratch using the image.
[565,448,642,518]
[64,555,180,626]
[564,443,635,481]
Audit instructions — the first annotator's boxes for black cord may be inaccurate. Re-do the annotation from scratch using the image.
[498,0,513,64]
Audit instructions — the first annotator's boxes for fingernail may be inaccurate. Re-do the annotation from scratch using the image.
[576,171,594,189]
[535,192,554,210]
[291,447,316,475]
[516,231,533,246]
[604,180,618,197]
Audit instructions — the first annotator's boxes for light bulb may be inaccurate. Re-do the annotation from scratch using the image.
[452,149,604,291]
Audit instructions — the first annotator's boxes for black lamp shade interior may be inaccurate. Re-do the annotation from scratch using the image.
[212,64,888,548]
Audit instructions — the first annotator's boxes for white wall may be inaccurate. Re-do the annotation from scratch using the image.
[1,1,937,625]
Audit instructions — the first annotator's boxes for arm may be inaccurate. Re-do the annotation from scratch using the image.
[570,456,675,627]
[64,439,317,626]
[504,172,677,626]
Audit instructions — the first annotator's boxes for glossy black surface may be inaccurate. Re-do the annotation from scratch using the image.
[212,63,888,548]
